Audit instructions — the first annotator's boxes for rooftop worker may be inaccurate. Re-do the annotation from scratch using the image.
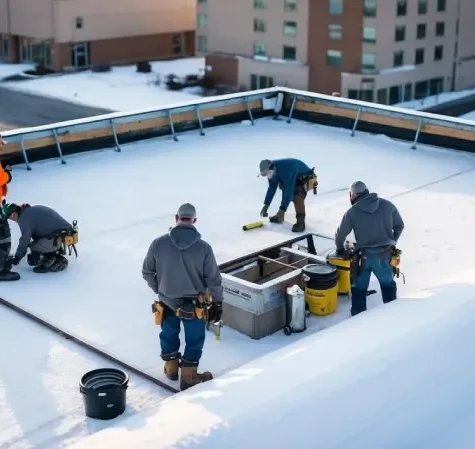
[3,202,75,274]
[0,137,19,281]
[334,181,405,316]
[142,203,223,391]
[259,158,318,233]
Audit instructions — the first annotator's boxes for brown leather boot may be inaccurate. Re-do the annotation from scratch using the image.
[164,359,179,381]
[180,364,213,391]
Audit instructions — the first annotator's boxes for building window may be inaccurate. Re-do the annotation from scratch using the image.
[283,21,297,36]
[254,42,266,56]
[284,0,297,12]
[393,50,404,67]
[20,39,52,66]
[395,25,405,42]
[397,0,407,16]
[363,27,376,43]
[362,52,376,71]
[254,18,266,32]
[436,22,445,36]
[254,0,266,9]
[0,35,9,59]
[415,48,424,64]
[417,23,426,39]
[326,49,342,66]
[415,80,429,99]
[71,42,90,68]
[172,34,183,54]
[437,0,446,12]
[250,74,274,90]
[329,0,343,15]
[282,45,296,60]
[328,24,342,40]
[418,0,427,15]
[430,77,444,95]
[75,17,83,29]
[363,0,376,17]
[197,14,207,28]
[197,35,207,52]
[377,88,387,104]
[434,45,443,60]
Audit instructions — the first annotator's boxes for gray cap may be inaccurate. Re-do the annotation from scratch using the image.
[176,203,196,219]
[349,181,368,195]
[259,159,273,175]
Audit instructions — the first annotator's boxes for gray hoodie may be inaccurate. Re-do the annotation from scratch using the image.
[15,204,73,260]
[142,224,223,311]
[335,193,404,250]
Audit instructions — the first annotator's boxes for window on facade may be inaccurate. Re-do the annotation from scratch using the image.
[254,18,266,32]
[437,0,446,12]
[254,0,266,9]
[326,49,342,66]
[434,45,443,60]
[363,0,376,17]
[197,35,208,52]
[389,86,401,105]
[254,42,266,56]
[284,0,297,12]
[417,23,426,39]
[415,80,429,99]
[363,27,376,43]
[283,21,297,36]
[20,39,52,66]
[393,50,404,67]
[377,88,387,105]
[418,0,427,15]
[70,42,90,68]
[329,0,343,15]
[362,52,376,71]
[172,34,183,54]
[197,14,207,28]
[75,17,83,29]
[0,35,9,59]
[403,83,412,101]
[282,45,296,60]
[328,24,342,40]
[395,25,405,42]
[436,22,445,36]
[250,74,274,90]
[429,77,444,95]
[397,0,407,16]
[415,48,424,64]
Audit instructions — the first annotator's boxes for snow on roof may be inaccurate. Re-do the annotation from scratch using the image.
[2,117,475,447]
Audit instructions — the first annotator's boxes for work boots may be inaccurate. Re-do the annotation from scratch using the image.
[27,251,41,267]
[164,360,179,381]
[0,269,20,281]
[33,253,68,273]
[269,208,285,224]
[292,214,306,233]
[381,282,397,303]
[180,358,213,391]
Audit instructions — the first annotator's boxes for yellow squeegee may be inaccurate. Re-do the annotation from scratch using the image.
[242,221,265,231]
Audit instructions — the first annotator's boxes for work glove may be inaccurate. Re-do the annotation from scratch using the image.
[269,208,285,223]
[260,205,269,217]
[207,301,223,324]
[9,256,21,266]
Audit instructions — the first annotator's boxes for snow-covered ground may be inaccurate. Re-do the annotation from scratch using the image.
[1,58,205,111]
[460,109,475,121]
[2,117,475,447]
[0,62,35,80]
[395,85,475,110]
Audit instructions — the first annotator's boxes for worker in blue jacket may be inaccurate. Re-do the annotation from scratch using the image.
[259,158,317,232]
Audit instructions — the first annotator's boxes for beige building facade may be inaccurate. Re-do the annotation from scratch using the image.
[197,0,475,105]
[0,0,196,71]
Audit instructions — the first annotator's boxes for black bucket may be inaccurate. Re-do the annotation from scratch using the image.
[80,368,129,420]
[302,263,338,289]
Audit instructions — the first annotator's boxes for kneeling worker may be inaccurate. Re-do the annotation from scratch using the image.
[142,203,223,391]
[3,202,76,273]
[259,158,317,232]
[334,181,405,316]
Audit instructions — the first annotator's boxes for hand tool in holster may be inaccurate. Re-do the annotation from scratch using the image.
[390,247,405,283]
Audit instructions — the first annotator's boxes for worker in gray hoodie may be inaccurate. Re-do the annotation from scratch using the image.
[334,181,405,316]
[142,203,223,391]
[4,203,74,273]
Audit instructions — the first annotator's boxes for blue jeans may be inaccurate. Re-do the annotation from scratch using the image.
[351,247,396,315]
[160,306,206,363]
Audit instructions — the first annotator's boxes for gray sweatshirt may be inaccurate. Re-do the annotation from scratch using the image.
[142,224,223,311]
[15,204,73,259]
[335,193,404,250]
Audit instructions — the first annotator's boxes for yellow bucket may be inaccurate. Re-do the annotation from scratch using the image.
[302,264,339,316]
[328,256,351,295]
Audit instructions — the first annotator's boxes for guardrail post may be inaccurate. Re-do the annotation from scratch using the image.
[412,120,422,149]
[196,105,205,136]
[20,137,31,171]
[168,111,178,141]
[351,108,362,137]
[52,129,66,164]
[245,98,255,125]
[110,119,121,152]
[287,95,297,124]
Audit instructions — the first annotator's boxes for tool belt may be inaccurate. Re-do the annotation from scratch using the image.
[297,168,318,195]
[53,220,79,257]
[389,247,405,283]
[152,291,213,325]
[350,250,362,283]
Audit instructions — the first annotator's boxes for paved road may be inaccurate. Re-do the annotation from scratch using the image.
[0,86,114,132]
